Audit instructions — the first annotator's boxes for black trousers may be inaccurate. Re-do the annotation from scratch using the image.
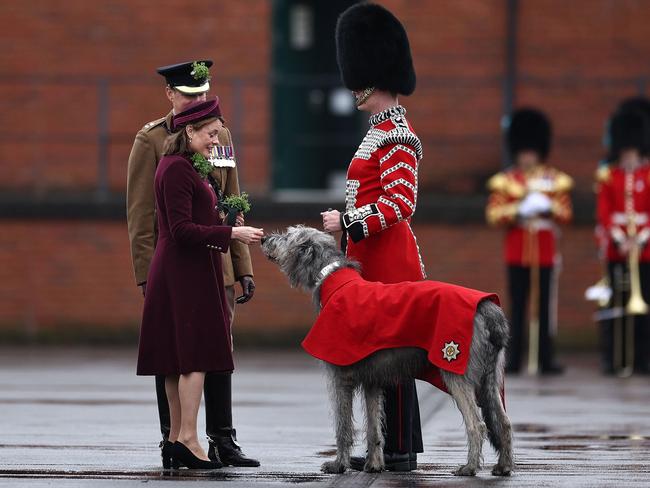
[507,265,559,371]
[383,379,423,454]
[342,231,422,454]
[600,262,650,373]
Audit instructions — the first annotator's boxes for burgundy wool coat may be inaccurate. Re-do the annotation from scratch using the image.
[137,155,234,376]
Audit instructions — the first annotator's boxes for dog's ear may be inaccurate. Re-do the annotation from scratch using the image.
[298,241,315,263]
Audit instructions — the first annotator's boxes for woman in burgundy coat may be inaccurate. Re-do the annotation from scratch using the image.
[137,98,263,469]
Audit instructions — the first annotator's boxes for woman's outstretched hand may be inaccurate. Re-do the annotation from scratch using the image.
[231,226,264,245]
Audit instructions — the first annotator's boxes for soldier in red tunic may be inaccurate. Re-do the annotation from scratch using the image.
[321,3,423,472]
[486,109,573,375]
[595,106,650,375]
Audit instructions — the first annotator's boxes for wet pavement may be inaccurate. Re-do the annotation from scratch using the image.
[0,348,649,487]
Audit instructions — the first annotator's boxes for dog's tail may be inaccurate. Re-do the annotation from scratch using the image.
[475,299,510,453]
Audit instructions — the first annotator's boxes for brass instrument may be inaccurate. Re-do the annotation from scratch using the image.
[585,233,612,311]
[624,216,648,316]
[596,276,611,308]
[613,172,649,376]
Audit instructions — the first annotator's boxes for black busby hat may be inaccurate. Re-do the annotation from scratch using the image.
[335,3,416,95]
[506,108,552,161]
[156,60,213,95]
[617,96,650,120]
[608,108,650,162]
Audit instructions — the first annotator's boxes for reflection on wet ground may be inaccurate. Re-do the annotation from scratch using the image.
[0,349,649,487]
[1,469,330,483]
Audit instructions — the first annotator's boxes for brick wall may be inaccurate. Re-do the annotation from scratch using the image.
[0,218,602,348]
[2,1,650,344]
[2,1,650,197]
[383,0,650,195]
[0,0,271,194]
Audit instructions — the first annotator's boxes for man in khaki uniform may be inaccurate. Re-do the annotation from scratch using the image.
[126,60,259,467]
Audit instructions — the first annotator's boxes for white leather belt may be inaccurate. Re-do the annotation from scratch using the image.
[523,219,554,231]
[612,212,648,225]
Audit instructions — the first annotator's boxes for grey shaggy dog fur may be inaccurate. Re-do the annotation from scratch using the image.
[261,226,514,476]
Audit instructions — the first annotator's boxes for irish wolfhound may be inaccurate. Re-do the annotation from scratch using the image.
[261,226,513,476]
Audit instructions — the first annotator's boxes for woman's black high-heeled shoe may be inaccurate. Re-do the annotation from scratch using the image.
[161,440,179,469]
[172,441,223,469]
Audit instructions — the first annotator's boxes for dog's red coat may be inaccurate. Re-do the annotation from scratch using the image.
[302,268,500,393]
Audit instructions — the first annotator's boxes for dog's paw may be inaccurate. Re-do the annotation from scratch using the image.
[453,464,477,476]
[321,461,346,474]
[363,461,384,473]
[491,463,513,476]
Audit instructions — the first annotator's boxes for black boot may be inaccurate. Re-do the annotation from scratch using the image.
[350,452,417,471]
[539,361,565,375]
[161,440,178,469]
[600,320,615,375]
[208,431,260,467]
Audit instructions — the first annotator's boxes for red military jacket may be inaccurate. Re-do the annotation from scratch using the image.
[301,267,499,393]
[342,105,425,283]
[596,164,650,263]
[486,165,573,267]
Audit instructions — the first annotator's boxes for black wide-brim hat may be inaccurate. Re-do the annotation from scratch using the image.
[608,108,650,161]
[506,108,552,161]
[172,97,221,131]
[157,60,213,95]
[335,3,416,95]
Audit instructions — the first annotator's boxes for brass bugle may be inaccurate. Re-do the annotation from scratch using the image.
[625,221,648,316]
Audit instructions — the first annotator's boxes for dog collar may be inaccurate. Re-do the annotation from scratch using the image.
[316,261,342,288]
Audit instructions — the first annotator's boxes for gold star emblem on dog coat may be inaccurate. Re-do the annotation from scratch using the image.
[442,341,460,362]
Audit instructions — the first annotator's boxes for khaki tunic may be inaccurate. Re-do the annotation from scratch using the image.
[126,111,253,287]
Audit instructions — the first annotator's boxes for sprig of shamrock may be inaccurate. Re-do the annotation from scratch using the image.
[222,192,251,214]
[191,153,213,179]
[190,61,211,82]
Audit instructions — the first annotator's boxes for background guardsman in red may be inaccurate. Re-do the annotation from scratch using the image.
[320,3,424,472]
[486,108,573,375]
[595,103,650,375]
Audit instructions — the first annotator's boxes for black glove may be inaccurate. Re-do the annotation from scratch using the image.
[236,276,255,304]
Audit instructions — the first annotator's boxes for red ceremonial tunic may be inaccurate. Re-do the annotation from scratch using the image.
[342,105,425,283]
[302,268,499,392]
[137,155,234,376]
[596,164,650,263]
[486,165,573,267]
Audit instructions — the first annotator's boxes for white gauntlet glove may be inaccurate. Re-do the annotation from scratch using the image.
[636,228,650,248]
[518,192,551,218]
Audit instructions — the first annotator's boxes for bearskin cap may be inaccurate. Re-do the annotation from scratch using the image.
[335,3,416,95]
[506,108,552,161]
[617,96,650,120]
[608,108,650,161]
